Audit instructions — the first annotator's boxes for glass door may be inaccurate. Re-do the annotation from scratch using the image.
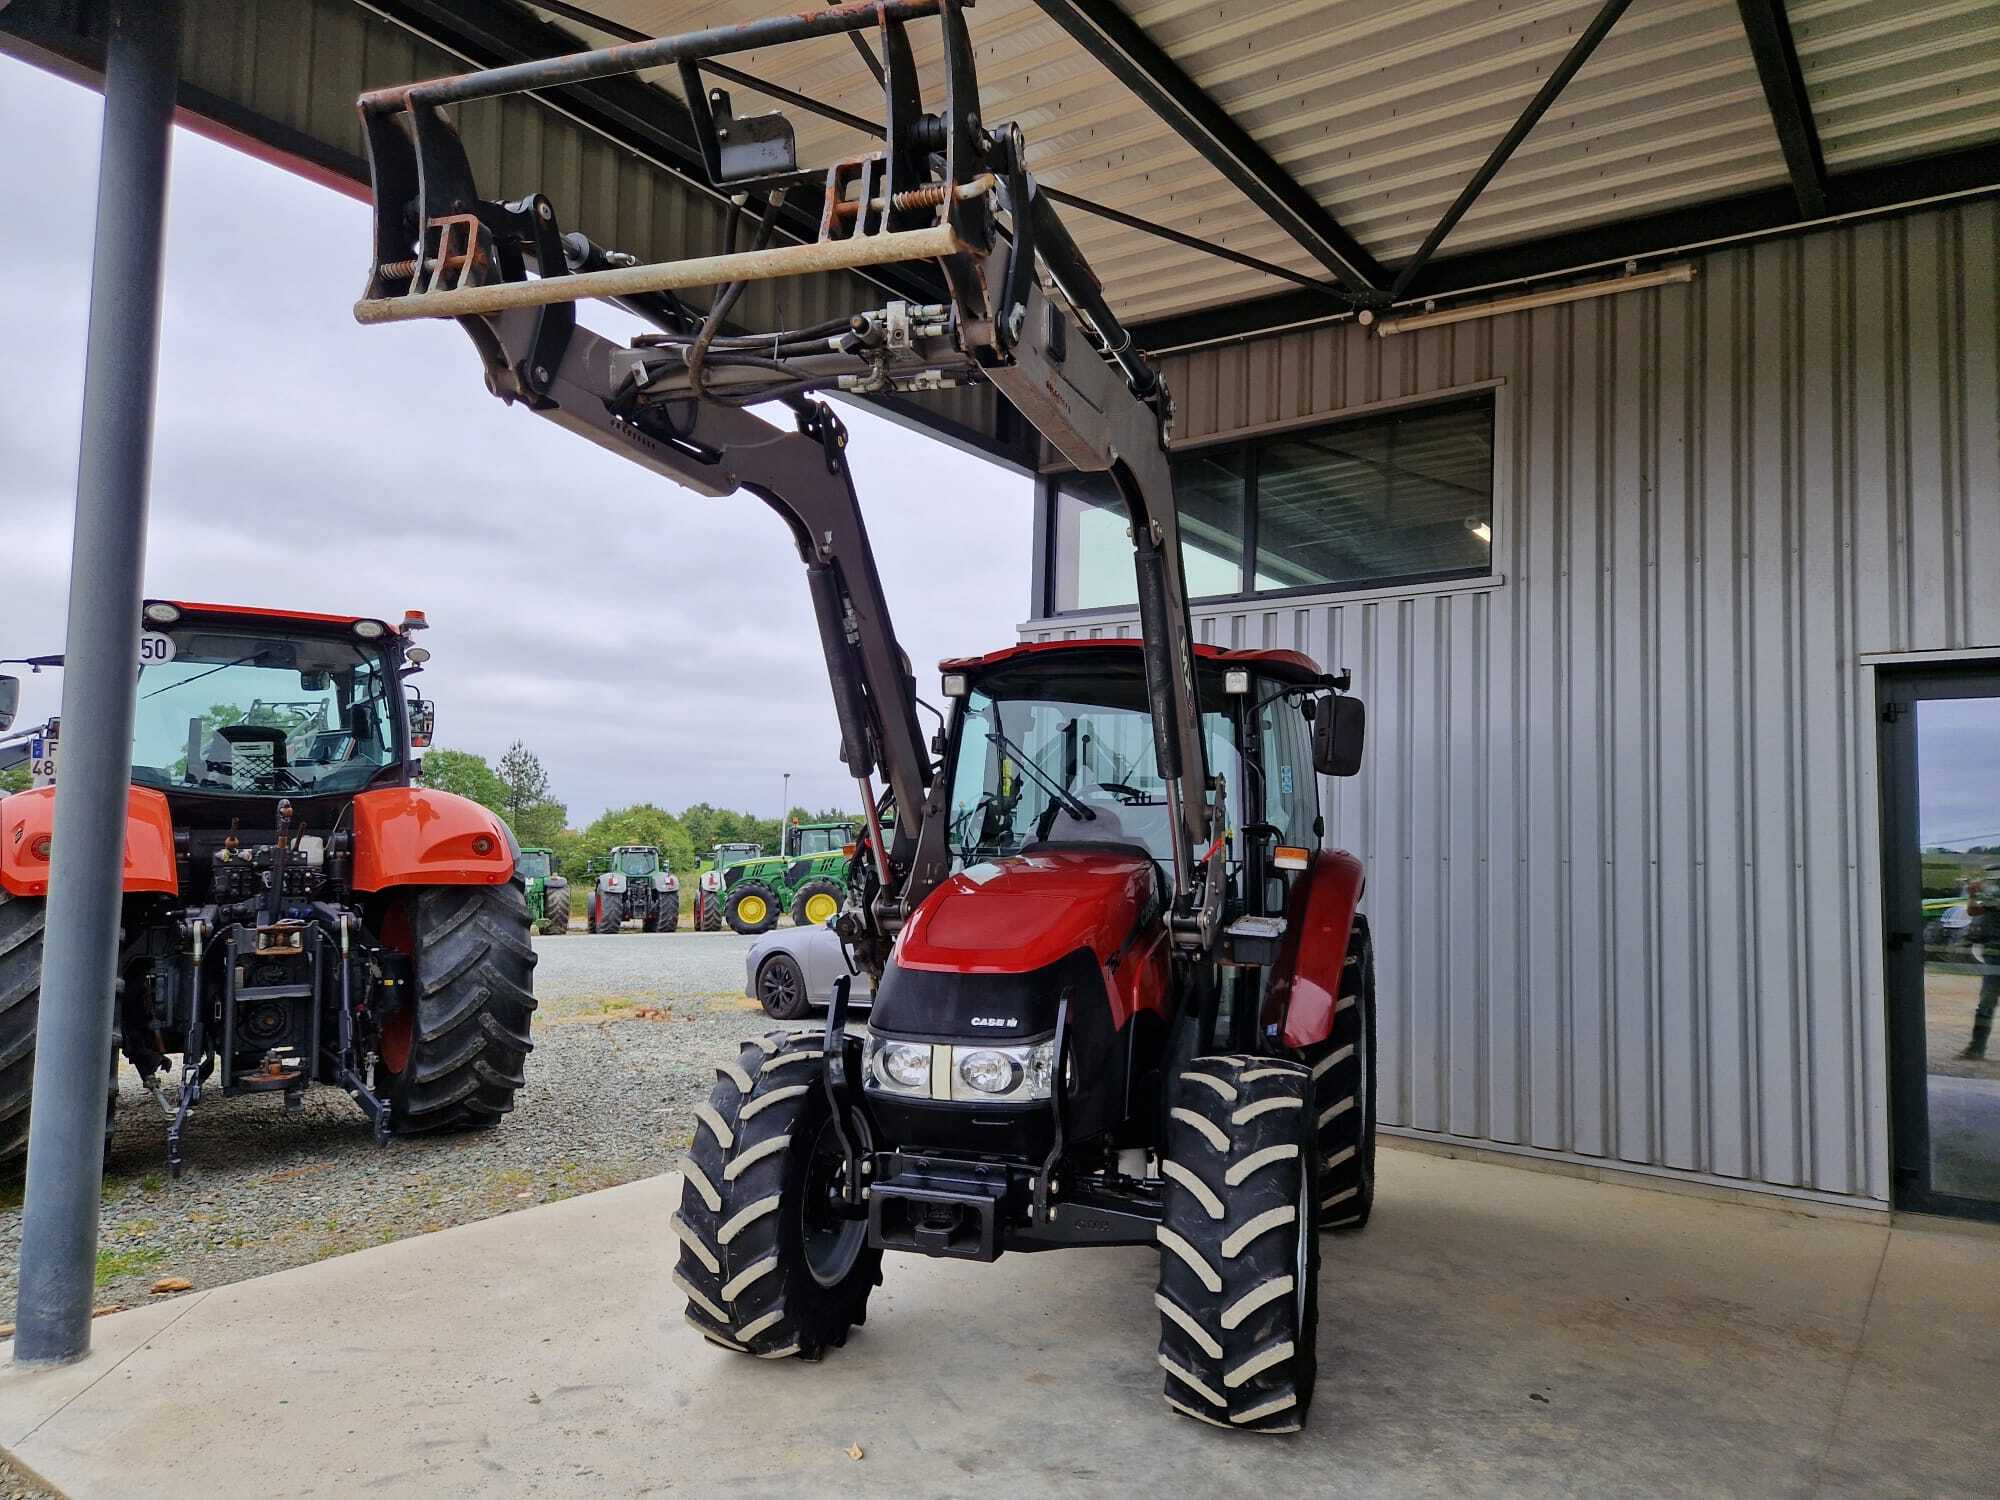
[1881,666,2000,1220]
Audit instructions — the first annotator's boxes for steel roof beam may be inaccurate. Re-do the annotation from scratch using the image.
[1028,0,1384,295]
[1132,141,2000,351]
[1735,0,1828,218]
[1389,0,1633,300]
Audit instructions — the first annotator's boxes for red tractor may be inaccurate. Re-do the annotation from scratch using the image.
[355,0,1371,1431]
[0,601,537,1175]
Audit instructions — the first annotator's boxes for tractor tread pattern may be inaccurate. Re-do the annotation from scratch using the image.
[0,890,118,1168]
[1155,1053,1318,1433]
[591,889,624,935]
[1301,917,1376,1231]
[541,881,571,936]
[674,1030,880,1360]
[389,881,537,1134]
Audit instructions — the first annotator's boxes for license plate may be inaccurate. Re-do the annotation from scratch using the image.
[29,733,57,787]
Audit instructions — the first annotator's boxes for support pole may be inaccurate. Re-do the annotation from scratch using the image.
[13,0,178,1369]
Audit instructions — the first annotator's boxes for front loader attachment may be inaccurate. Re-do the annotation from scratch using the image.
[352,0,1223,959]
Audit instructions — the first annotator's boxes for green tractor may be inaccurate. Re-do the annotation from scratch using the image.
[715,820,857,935]
[586,844,680,934]
[519,846,570,935]
[693,842,763,932]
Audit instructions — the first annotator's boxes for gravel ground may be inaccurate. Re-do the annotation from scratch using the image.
[0,930,792,1324]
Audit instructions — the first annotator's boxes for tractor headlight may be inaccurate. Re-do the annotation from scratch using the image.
[352,619,388,640]
[699,871,721,892]
[864,1037,1058,1103]
[866,1039,932,1097]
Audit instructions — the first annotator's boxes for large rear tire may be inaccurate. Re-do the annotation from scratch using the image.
[724,882,781,936]
[695,891,724,933]
[379,882,537,1133]
[1304,917,1376,1231]
[590,888,624,935]
[674,1032,880,1358]
[657,891,681,933]
[540,880,571,937]
[1,890,118,1169]
[1155,1054,1319,1433]
[790,879,843,929]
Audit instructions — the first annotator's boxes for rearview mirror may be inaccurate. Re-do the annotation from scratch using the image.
[0,675,17,733]
[1311,694,1365,777]
[407,698,435,749]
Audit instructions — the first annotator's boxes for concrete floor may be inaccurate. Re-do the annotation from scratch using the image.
[2,1147,1994,1499]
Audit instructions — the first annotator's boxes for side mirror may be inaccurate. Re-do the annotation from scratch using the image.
[1311,694,1365,777]
[407,698,435,749]
[0,675,17,733]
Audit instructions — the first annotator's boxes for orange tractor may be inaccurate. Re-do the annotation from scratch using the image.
[0,600,537,1175]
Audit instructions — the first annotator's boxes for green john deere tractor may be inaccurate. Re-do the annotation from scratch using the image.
[693,842,762,932]
[586,844,680,934]
[519,846,570,935]
[716,820,857,935]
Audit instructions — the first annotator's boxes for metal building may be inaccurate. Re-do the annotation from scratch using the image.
[1024,198,2000,1207]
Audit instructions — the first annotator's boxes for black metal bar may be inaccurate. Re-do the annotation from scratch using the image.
[362,0,944,112]
[1735,0,1828,218]
[1029,0,1384,294]
[13,0,177,1369]
[1133,142,2000,350]
[1389,0,1634,299]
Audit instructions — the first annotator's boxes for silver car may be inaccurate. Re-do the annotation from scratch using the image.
[744,924,873,1020]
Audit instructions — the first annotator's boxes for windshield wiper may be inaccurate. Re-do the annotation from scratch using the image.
[985,731,1093,824]
[142,648,268,700]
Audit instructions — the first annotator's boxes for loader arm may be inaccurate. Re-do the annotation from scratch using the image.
[351,0,1220,956]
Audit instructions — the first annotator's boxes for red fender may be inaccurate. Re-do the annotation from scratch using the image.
[0,785,179,898]
[349,787,514,892]
[1260,849,1366,1050]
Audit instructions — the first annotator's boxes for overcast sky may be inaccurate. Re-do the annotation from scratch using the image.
[0,57,1030,824]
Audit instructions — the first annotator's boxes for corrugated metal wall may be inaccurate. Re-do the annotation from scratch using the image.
[1027,200,2000,1202]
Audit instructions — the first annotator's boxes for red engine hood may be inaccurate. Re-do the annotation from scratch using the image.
[894,847,1158,975]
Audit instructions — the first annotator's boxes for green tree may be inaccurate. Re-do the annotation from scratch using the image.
[0,764,28,795]
[419,748,508,812]
[497,741,566,846]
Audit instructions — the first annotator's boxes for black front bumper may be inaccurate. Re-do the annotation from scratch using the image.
[865,1152,1161,1262]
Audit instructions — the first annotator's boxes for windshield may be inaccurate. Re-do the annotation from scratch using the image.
[518,850,551,879]
[132,625,399,796]
[790,826,847,856]
[945,661,1240,865]
[614,848,658,876]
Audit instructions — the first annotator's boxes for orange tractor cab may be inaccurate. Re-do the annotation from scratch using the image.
[0,600,537,1175]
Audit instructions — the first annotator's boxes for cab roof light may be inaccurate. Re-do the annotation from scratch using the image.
[1223,668,1251,695]
[401,609,429,633]
[142,602,181,625]
[941,671,968,698]
[353,619,388,639]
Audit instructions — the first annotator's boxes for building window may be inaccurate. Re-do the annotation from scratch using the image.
[1044,393,1494,614]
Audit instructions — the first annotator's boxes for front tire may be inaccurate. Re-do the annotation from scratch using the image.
[724,882,781,936]
[379,882,537,1133]
[790,879,843,929]
[540,881,571,936]
[755,953,812,1020]
[1305,918,1376,1231]
[674,1032,880,1358]
[1155,1054,1319,1433]
[590,888,624,935]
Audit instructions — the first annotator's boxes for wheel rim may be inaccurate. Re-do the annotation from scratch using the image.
[761,959,802,1013]
[738,894,768,925]
[801,1114,867,1287]
[803,891,839,925]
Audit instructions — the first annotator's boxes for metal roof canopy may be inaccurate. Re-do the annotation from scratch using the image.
[4,0,1996,395]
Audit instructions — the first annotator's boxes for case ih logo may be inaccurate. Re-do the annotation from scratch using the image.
[969,1016,1016,1028]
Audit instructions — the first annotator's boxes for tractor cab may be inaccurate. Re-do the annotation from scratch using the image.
[611,846,660,878]
[783,822,854,859]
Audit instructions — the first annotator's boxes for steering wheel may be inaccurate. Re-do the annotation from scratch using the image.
[1096,781,1150,805]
